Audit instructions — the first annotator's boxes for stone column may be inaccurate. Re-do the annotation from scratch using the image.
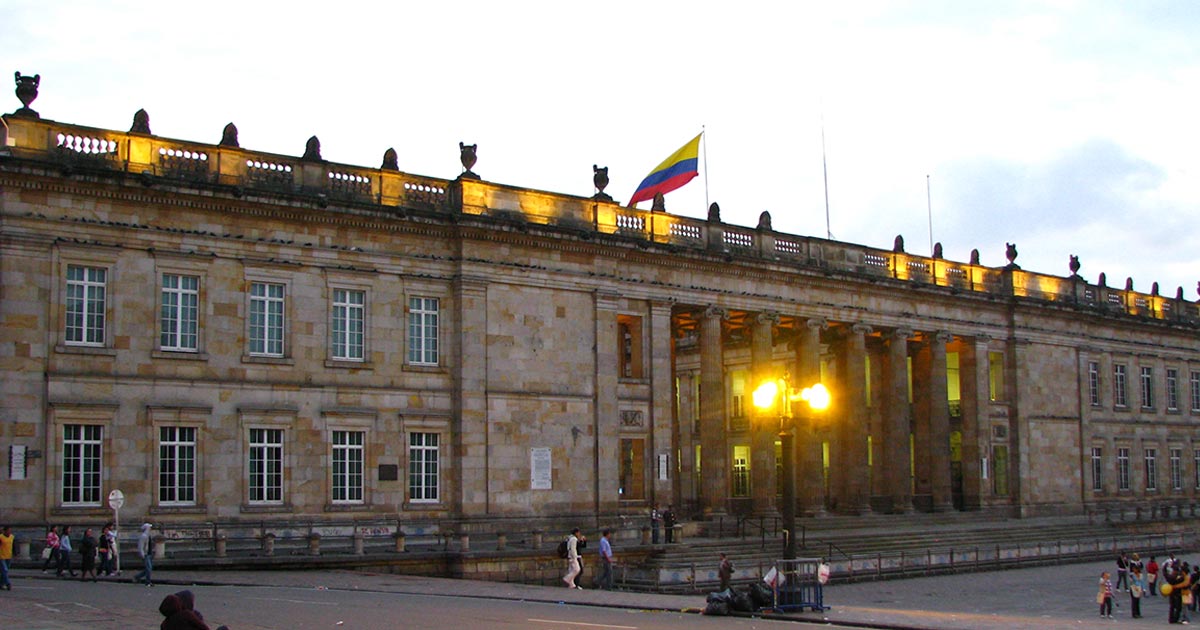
[454,275,490,516]
[595,291,621,515]
[796,317,827,517]
[883,328,913,513]
[751,312,780,516]
[649,300,676,505]
[958,334,990,510]
[699,306,729,516]
[676,371,697,506]
[928,331,955,511]
[835,323,873,515]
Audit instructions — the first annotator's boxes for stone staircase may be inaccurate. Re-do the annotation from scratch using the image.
[619,512,1192,593]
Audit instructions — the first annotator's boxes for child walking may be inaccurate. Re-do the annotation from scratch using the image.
[1098,571,1115,619]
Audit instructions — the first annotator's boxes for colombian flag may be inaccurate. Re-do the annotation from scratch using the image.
[628,133,702,206]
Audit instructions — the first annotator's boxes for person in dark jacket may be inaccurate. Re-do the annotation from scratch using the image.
[78,528,98,582]
[159,593,209,630]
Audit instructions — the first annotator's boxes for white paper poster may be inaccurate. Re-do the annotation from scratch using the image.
[531,447,552,490]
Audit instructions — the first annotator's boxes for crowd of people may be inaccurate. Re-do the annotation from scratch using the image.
[32,521,154,586]
[1103,551,1200,623]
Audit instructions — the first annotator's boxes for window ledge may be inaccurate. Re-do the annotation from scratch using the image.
[619,377,650,385]
[240,503,294,514]
[153,350,209,361]
[242,355,295,366]
[55,344,117,356]
[324,503,371,512]
[403,502,444,511]
[402,364,446,374]
[150,505,208,515]
[325,359,373,370]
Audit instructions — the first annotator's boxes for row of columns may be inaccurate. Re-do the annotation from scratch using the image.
[697,308,974,517]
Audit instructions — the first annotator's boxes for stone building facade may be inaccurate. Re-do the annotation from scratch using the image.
[2,86,1199,533]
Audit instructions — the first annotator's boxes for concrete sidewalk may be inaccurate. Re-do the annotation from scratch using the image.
[4,555,1188,629]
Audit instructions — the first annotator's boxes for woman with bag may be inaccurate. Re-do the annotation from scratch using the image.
[97,523,113,577]
[40,526,59,572]
[1129,566,1145,618]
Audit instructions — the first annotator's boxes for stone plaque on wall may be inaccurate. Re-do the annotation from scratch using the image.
[378,464,398,481]
[531,447,552,490]
[620,410,644,427]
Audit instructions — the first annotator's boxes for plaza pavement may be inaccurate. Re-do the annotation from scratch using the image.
[1,555,1187,629]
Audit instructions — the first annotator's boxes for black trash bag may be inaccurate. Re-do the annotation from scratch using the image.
[730,588,753,612]
[703,601,730,616]
[706,588,733,603]
[748,582,774,608]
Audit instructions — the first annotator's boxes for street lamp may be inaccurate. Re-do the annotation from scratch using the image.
[752,377,831,559]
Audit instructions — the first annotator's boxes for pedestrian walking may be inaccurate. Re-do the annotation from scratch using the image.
[1167,561,1189,624]
[650,506,662,545]
[562,528,583,589]
[41,525,60,573]
[1149,556,1160,596]
[1130,566,1144,618]
[56,525,76,577]
[0,525,13,591]
[134,523,154,586]
[1097,571,1114,619]
[1115,551,1129,592]
[718,553,734,591]
[78,527,98,582]
[97,523,114,576]
[597,529,615,590]
[663,505,676,544]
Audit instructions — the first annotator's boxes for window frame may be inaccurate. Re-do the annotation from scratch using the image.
[331,430,365,504]
[1117,447,1131,491]
[407,296,440,366]
[1144,447,1158,492]
[1088,361,1100,407]
[330,288,366,362]
[248,281,287,358]
[1113,364,1128,408]
[408,431,440,503]
[1167,368,1179,411]
[1140,366,1154,410]
[160,273,201,353]
[1090,446,1103,492]
[1170,447,1183,491]
[65,264,108,347]
[248,427,285,505]
[62,423,103,506]
[158,425,198,506]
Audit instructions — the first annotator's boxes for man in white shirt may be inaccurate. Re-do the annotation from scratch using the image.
[563,528,582,589]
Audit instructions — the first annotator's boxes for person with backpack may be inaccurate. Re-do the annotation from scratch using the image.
[562,528,583,589]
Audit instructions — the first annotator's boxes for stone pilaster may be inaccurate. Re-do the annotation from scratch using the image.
[699,306,729,516]
[453,275,489,516]
[958,335,990,509]
[676,371,697,506]
[649,300,676,505]
[594,291,621,515]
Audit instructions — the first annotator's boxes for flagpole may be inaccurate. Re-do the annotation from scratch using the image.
[701,125,709,213]
[821,111,832,240]
[926,174,933,255]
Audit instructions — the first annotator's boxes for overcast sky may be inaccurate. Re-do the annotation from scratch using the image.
[4,1,1197,298]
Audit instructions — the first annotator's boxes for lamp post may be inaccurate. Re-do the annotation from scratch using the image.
[753,377,830,560]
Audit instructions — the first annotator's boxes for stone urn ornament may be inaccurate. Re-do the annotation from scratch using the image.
[592,164,612,201]
[13,71,40,118]
[459,142,479,179]
[1069,255,1081,276]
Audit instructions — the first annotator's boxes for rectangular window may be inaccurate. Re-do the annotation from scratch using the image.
[618,438,645,500]
[332,430,364,504]
[1145,448,1158,491]
[1088,362,1100,407]
[1167,369,1179,411]
[248,428,283,504]
[988,351,1004,402]
[1118,447,1130,491]
[1171,448,1182,491]
[1114,364,1128,408]
[1140,366,1154,410]
[249,282,285,357]
[407,297,439,365]
[992,444,1008,495]
[408,432,439,502]
[617,315,644,379]
[1194,449,1200,490]
[158,426,196,505]
[731,445,750,498]
[1193,372,1200,413]
[62,424,102,505]
[331,289,365,361]
[1091,446,1103,492]
[160,274,199,351]
[65,265,107,346]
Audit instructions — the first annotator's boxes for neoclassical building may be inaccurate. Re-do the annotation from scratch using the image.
[2,78,1199,533]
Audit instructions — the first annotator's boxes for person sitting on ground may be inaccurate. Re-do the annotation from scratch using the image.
[159,592,209,630]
